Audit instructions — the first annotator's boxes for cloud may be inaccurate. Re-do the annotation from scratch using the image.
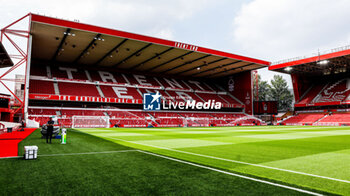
[1,0,214,38]
[0,0,214,93]
[232,0,350,87]
[232,0,350,62]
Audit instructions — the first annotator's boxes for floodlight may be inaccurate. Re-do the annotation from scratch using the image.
[284,67,292,72]
[318,60,329,65]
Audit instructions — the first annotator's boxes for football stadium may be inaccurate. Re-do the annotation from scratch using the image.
[0,13,349,195]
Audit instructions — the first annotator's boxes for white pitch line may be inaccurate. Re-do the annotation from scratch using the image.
[100,135,350,184]
[0,155,22,159]
[38,149,137,157]
[138,150,323,196]
[0,149,137,159]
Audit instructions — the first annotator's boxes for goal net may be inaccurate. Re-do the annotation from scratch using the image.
[184,117,210,127]
[155,117,184,127]
[72,116,110,128]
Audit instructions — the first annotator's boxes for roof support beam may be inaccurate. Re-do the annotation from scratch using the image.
[114,43,153,67]
[128,47,174,70]
[175,57,227,75]
[208,63,255,78]
[146,51,194,72]
[161,54,211,74]
[94,38,128,65]
[192,60,242,76]
[51,28,70,61]
[73,33,101,63]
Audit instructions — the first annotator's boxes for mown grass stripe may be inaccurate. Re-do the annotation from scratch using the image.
[99,134,350,184]
[138,150,323,196]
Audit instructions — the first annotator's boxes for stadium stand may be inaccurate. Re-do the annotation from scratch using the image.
[281,113,326,125]
[296,78,350,105]
[0,13,271,128]
[29,80,55,94]
[27,104,257,127]
[318,112,350,125]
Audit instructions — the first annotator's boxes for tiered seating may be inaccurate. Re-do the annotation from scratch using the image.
[125,75,160,87]
[107,111,144,118]
[60,110,105,116]
[209,119,228,126]
[30,65,47,76]
[157,78,190,90]
[165,91,189,102]
[28,108,57,115]
[183,92,204,102]
[89,71,127,84]
[58,83,100,97]
[212,113,245,119]
[149,112,182,127]
[29,80,55,94]
[29,64,243,107]
[297,78,350,105]
[185,81,213,91]
[111,119,147,127]
[179,112,213,118]
[148,112,180,118]
[315,79,350,103]
[319,113,350,124]
[51,66,89,80]
[28,117,50,126]
[59,118,73,127]
[99,86,142,99]
[197,93,228,104]
[28,107,261,128]
[219,94,242,106]
[298,84,325,104]
[28,108,57,126]
[107,110,146,127]
[155,118,183,127]
[27,63,255,127]
[282,113,325,125]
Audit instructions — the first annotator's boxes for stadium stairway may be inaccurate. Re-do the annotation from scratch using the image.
[0,128,36,158]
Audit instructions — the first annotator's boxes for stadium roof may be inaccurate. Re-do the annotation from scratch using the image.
[0,42,13,68]
[30,14,269,78]
[269,47,350,75]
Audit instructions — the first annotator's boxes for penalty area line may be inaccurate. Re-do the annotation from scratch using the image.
[137,150,323,196]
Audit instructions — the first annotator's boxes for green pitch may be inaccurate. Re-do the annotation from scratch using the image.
[0,126,349,195]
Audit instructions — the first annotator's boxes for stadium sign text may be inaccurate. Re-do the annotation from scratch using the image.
[143,92,221,111]
[163,100,221,110]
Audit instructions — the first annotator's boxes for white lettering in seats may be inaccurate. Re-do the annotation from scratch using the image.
[99,71,117,83]
[59,67,77,79]
[189,80,204,90]
[112,87,133,99]
[134,74,151,86]
[164,78,183,89]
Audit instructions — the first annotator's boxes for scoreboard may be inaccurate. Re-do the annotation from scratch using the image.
[254,101,278,115]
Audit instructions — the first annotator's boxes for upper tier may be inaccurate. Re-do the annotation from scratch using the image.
[29,64,244,108]
[296,78,350,107]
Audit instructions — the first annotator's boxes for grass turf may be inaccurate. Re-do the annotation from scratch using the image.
[77,126,350,195]
[0,127,315,195]
[0,126,348,195]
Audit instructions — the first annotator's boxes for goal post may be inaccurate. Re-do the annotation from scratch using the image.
[184,117,210,127]
[72,116,110,128]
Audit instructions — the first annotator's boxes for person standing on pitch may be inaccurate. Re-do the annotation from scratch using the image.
[46,117,54,144]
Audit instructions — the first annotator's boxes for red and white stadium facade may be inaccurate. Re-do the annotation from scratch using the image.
[1,13,271,127]
[270,48,350,126]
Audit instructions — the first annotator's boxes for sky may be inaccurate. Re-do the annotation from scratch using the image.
[1,0,350,95]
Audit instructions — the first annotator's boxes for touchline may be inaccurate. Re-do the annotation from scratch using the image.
[162,100,222,110]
